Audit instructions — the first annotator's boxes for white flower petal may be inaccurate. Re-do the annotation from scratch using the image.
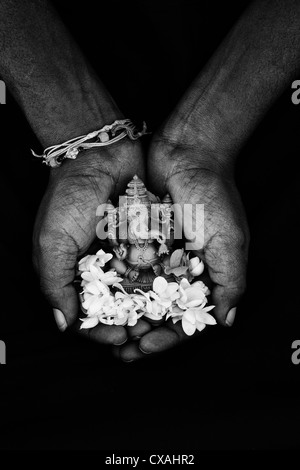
[169,249,184,268]
[199,299,208,309]
[122,298,134,309]
[172,306,184,314]
[96,251,113,267]
[189,259,204,277]
[203,305,215,312]
[80,316,99,329]
[195,321,206,332]
[133,288,151,300]
[170,292,180,301]
[82,295,97,310]
[183,309,196,324]
[113,283,128,295]
[85,281,101,295]
[144,311,163,321]
[88,280,109,295]
[127,316,138,327]
[185,287,205,303]
[182,317,196,336]
[78,255,98,272]
[172,316,182,324]
[132,297,145,308]
[115,292,126,300]
[81,272,94,282]
[195,311,217,325]
[88,297,105,315]
[90,265,102,278]
[96,249,106,256]
[165,266,188,276]
[101,272,123,286]
[158,299,172,308]
[189,256,200,269]
[176,299,188,310]
[153,276,168,294]
[99,317,114,325]
[165,283,180,297]
[192,280,207,291]
[78,255,89,266]
[82,293,95,308]
[85,255,98,270]
[166,311,174,320]
[114,317,128,326]
[185,298,205,308]
[179,278,191,290]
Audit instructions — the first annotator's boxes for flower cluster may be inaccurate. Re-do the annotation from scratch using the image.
[78,249,216,336]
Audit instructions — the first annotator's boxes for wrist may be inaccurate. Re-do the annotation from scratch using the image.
[50,138,144,189]
[155,93,238,169]
[151,113,235,179]
[17,71,123,148]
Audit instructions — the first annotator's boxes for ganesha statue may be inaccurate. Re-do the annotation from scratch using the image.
[97,175,175,293]
[78,175,214,335]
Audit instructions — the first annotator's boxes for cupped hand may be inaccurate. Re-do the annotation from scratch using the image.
[33,139,148,346]
[115,138,250,361]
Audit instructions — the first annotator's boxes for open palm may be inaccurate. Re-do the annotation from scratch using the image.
[114,139,249,361]
[33,140,146,346]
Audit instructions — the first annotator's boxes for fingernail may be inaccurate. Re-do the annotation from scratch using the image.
[131,335,142,341]
[53,308,67,332]
[226,307,237,326]
[113,338,127,346]
[139,346,152,355]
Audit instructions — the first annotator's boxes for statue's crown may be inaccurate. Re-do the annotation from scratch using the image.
[125,175,150,208]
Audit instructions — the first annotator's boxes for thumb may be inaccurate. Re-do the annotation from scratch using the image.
[52,287,78,332]
[33,229,79,331]
[201,235,248,326]
[211,286,241,327]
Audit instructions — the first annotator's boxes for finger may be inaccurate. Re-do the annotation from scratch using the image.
[201,234,247,326]
[140,319,205,354]
[33,229,79,331]
[33,168,113,333]
[75,321,128,346]
[211,285,241,326]
[114,341,149,362]
[127,319,153,340]
[118,317,206,360]
[139,325,180,354]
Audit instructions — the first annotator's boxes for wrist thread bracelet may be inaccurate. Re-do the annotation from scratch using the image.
[31,119,149,168]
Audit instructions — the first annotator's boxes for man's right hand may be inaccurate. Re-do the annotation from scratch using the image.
[33,140,148,346]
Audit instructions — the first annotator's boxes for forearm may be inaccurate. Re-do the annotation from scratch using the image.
[0,0,122,147]
[159,0,300,166]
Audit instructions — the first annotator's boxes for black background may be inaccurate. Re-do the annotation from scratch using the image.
[0,0,300,451]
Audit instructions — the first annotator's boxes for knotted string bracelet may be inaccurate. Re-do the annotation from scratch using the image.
[31,119,148,168]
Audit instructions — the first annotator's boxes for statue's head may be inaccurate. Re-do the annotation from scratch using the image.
[128,203,149,222]
[116,176,174,243]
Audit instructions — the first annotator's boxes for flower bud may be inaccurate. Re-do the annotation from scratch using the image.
[188,257,204,276]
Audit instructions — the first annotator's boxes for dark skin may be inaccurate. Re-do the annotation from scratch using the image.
[1,0,300,360]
